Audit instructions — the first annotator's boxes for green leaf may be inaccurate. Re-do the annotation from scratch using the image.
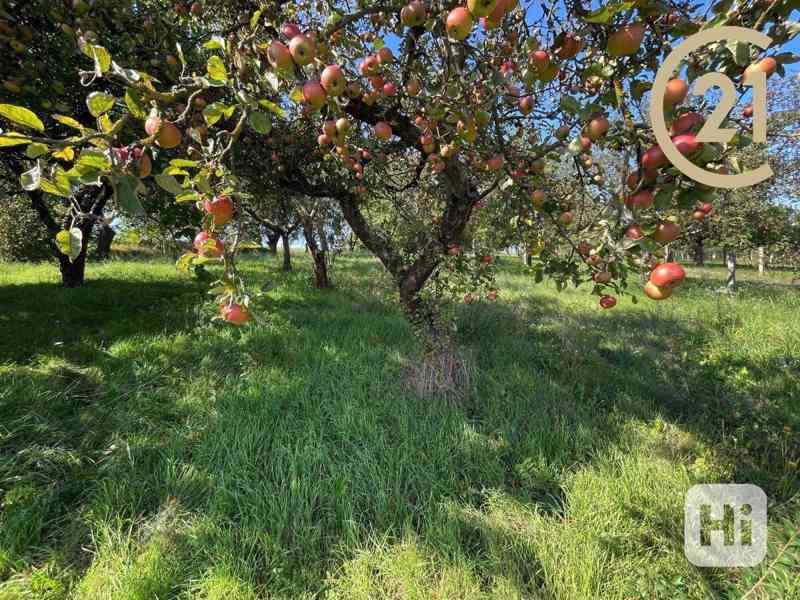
[258,99,285,118]
[0,104,45,132]
[203,36,226,51]
[169,159,199,168]
[289,87,304,104]
[559,95,580,115]
[154,173,184,195]
[373,38,385,50]
[250,9,263,30]
[76,149,112,171]
[82,44,111,74]
[20,161,41,191]
[583,2,635,24]
[53,114,84,130]
[124,89,147,119]
[56,228,83,262]
[248,111,272,134]
[86,92,115,117]
[25,143,48,158]
[113,174,144,216]
[0,132,32,147]
[206,56,228,83]
[203,102,235,126]
[176,191,201,203]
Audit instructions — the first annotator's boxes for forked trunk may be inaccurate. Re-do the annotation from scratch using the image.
[95,223,115,260]
[265,228,280,255]
[303,220,331,289]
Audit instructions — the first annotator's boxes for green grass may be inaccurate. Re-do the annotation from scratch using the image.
[0,253,798,599]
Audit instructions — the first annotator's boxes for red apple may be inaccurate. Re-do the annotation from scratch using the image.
[446,7,474,41]
[626,189,654,209]
[663,78,688,106]
[650,262,685,287]
[289,34,315,66]
[203,195,234,226]
[607,22,646,57]
[359,54,379,76]
[281,22,301,40]
[302,81,327,108]
[194,231,224,257]
[519,95,534,115]
[642,144,668,170]
[400,1,427,27]
[653,222,680,243]
[320,65,345,96]
[220,303,250,325]
[625,224,644,239]
[374,121,392,141]
[644,281,673,300]
[670,112,704,136]
[599,295,617,309]
[587,116,609,140]
[266,40,293,70]
[467,0,497,18]
[672,133,700,156]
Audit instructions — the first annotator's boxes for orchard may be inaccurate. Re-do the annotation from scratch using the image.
[1,1,800,597]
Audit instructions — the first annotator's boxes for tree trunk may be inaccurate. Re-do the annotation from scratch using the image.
[318,224,329,252]
[523,248,532,267]
[758,246,765,275]
[58,219,93,287]
[665,243,675,262]
[692,236,705,266]
[725,246,737,293]
[262,226,280,256]
[303,222,331,289]
[95,223,115,260]
[281,232,292,271]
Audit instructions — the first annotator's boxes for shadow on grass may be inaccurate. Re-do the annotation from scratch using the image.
[0,277,204,363]
[0,256,797,597]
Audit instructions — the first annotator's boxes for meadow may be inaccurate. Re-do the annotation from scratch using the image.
[0,253,798,599]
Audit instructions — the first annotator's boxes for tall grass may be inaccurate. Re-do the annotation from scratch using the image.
[0,254,797,599]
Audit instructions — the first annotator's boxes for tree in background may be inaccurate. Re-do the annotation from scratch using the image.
[0,0,797,351]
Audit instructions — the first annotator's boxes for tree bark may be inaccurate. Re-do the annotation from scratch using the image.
[263,226,280,255]
[758,246,765,275]
[318,224,329,252]
[523,247,532,266]
[692,236,705,266]
[303,220,331,289]
[725,246,737,293]
[95,223,115,260]
[665,243,675,263]
[281,231,292,271]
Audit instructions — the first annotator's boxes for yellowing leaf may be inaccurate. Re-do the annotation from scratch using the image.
[56,228,83,261]
[86,92,116,117]
[0,104,45,132]
[0,132,32,147]
[53,146,75,161]
[207,56,228,82]
[53,114,84,130]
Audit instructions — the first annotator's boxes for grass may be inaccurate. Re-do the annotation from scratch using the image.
[0,252,798,599]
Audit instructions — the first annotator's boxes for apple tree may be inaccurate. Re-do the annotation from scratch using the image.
[0,0,798,336]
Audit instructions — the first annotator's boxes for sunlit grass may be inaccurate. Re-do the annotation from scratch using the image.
[1,253,798,599]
